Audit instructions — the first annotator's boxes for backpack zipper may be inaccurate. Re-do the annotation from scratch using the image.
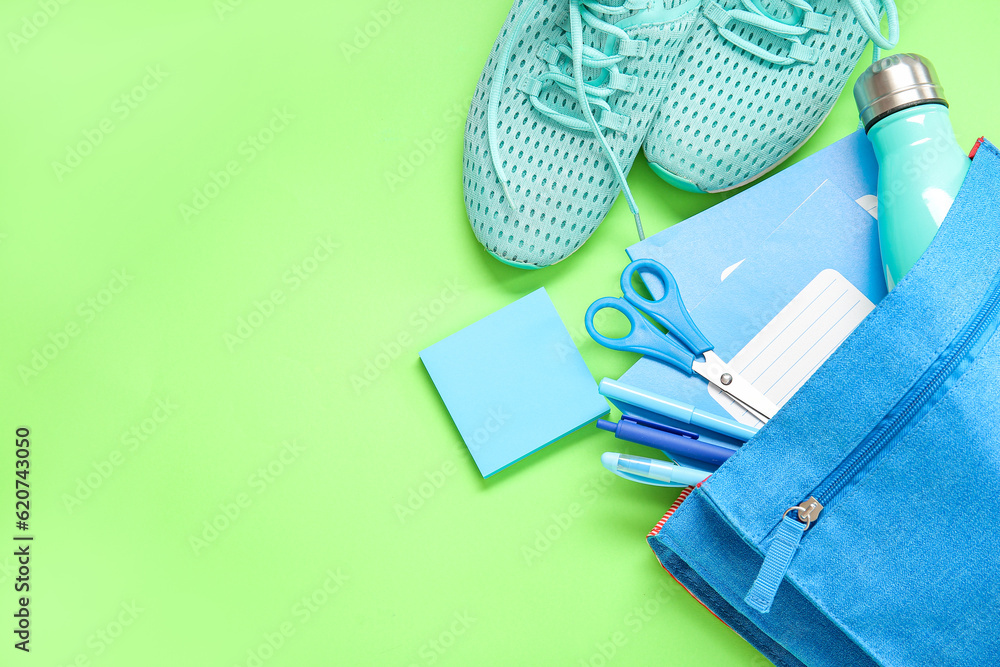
[746,268,1000,614]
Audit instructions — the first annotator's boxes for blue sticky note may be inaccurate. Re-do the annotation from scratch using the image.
[420,288,608,477]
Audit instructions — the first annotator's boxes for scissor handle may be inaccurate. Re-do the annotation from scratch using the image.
[585,297,696,375]
[620,259,713,356]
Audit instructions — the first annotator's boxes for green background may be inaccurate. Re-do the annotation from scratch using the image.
[1,1,996,664]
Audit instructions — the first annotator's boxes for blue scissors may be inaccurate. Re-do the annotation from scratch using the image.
[585,259,777,423]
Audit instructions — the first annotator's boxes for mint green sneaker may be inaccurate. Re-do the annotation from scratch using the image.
[643,0,899,193]
[464,0,702,268]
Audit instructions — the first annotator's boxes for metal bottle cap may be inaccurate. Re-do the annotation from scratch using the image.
[853,53,947,132]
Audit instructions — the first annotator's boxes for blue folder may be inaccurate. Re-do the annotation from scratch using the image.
[626,130,879,304]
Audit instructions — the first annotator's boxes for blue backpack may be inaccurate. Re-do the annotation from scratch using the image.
[648,139,1000,667]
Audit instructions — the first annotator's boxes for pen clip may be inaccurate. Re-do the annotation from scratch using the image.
[622,416,699,440]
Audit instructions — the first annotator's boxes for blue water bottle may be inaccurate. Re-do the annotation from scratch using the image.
[854,54,970,290]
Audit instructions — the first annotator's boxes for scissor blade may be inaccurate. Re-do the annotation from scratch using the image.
[692,352,778,422]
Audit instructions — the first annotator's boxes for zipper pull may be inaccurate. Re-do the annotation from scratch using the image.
[744,497,823,614]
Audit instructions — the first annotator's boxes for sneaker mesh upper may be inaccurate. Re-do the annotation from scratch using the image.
[463,0,699,267]
[643,0,875,192]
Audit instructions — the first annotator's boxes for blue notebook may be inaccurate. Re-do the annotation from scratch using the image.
[611,132,884,447]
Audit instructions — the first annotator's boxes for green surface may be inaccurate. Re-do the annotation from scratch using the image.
[1,1,996,665]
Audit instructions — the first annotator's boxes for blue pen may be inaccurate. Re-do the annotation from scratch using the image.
[597,416,735,470]
[599,378,759,442]
[601,452,712,487]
